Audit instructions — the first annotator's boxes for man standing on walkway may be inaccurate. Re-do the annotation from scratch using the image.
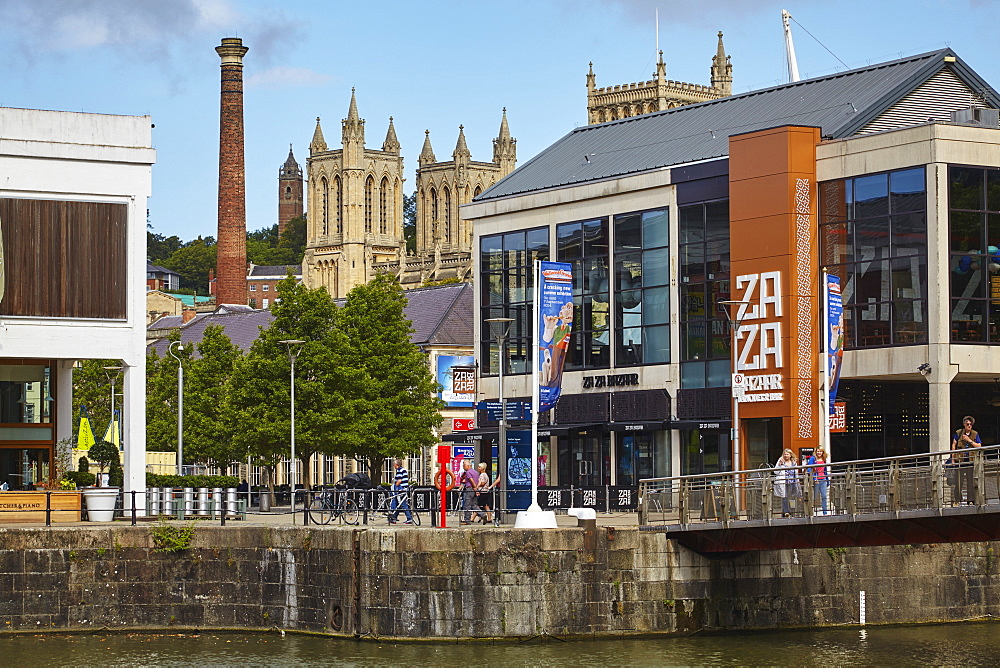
[951,416,981,504]
[388,458,414,524]
[459,459,485,524]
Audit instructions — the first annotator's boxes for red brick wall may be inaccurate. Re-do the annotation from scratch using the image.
[216,40,248,306]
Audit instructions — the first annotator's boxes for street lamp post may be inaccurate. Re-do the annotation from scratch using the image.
[168,342,186,476]
[718,301,751,472]
[279,339,305,523]
[102,365,123,442]
[485,317,514,520]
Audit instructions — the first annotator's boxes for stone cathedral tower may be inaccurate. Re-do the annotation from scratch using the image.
[586,32,732,124]
[396,110,516,285]
[277,145,303,237]
[303,90,405,298]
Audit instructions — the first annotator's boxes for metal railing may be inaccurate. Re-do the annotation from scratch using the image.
[638,444,1000,527]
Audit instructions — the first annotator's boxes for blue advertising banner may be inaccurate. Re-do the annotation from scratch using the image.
[437,354,476,406]
[826,274,843,415]
[537,261,574,412]
[505,430,532,510]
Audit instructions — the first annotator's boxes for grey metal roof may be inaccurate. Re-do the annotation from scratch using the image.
[146,261,179,276]
[478,49,999,201]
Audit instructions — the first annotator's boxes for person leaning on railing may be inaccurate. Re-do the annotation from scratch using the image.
[950,416,981,505]
[773,449,800,517]
[807,448,830,515]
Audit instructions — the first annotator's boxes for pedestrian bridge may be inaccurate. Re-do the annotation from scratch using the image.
[638,445,1000,554]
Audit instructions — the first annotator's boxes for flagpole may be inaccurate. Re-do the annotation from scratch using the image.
[821,268,831,456]
[529,259,542,512]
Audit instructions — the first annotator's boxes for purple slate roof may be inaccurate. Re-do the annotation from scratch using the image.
[146,282,473,356]
[249,264,302,277]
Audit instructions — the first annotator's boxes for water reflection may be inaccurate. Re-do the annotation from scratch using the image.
[7,622,1000,667]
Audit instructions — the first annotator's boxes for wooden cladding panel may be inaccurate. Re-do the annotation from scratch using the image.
[0,198,127,319]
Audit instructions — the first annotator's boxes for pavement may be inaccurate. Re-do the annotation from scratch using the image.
[10,506,641,529]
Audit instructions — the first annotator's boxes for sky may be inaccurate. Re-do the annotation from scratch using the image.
[2,0,999,243]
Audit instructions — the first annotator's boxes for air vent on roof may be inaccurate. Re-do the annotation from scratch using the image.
[951,106,1000,128]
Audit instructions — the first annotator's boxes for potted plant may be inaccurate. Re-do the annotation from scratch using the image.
[80,441,120,522]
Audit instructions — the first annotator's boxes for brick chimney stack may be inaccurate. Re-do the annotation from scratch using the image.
[215,37,249,306]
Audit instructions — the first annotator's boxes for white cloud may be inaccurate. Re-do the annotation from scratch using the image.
[247,66,334,89]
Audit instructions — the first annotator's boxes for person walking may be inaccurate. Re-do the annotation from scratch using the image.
[807,448,830,515]
[459,459,485,525]
[773,449,800,517]
[476,462,493,524]
[387,458,415,524]
[950,416,981,504]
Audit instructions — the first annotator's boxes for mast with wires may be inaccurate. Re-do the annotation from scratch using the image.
[782,9,800,83]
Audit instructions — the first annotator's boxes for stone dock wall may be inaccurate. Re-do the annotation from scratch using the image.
[1,525,998,639]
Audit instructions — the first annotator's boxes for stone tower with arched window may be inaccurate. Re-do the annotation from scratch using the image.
[400,110,516,285]
[586,32,732,125]
[277,144,303,237]
[303,89,405,298]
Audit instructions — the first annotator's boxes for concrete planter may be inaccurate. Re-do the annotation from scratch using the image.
[81,487,119,522]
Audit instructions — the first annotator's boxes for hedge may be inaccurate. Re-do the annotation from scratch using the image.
[63,471,97,487]
[146,474,240,488]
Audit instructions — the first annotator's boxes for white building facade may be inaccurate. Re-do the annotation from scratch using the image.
[0,107,154,497]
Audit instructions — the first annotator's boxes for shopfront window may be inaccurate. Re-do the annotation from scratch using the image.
[819,167,928,348]
[679,200,730,387]
[0,448,50,490]
[0,365,53,424]
[615,431,667,486]
[557,218,611,370]
[947,165,1000,343]
[681,426,731,475]
[479,227,549,374]
[614,208,670,365]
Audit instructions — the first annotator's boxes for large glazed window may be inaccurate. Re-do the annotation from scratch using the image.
[557,218,610,371]
[819,167,928,348]
[614,208,670,365]
[0,199,127,319]
[678,200,730,388]
[479,227,549,375]
[947,165,1000,343]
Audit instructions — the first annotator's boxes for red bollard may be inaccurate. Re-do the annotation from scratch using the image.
[437,444,451,528]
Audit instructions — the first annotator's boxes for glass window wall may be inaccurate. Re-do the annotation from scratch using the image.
[614,208,670,365]
[556,219,610,371]
[819,167,928,348]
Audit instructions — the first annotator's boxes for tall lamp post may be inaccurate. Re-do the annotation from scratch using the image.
[279,339,305,523]
[485,317,514,518]
[102,365,123,443]
[718,301,751,472]
[168,342,186,475]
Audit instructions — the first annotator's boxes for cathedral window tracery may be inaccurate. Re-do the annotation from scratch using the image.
[334,176,343,234]
[380,176,389,235]
[365,176,374,234]
[444,186,451,244]
[321,177,329,235]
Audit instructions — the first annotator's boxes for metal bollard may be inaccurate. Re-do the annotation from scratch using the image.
[225,488,238,517]
[212,487,223,518]
[197,488,209,516]
[148,487,159,515]
[183,487,194,517]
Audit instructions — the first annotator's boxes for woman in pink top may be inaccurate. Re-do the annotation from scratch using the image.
[807,448,830,515]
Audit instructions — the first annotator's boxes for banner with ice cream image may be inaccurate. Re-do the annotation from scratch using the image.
[537,261,574,412]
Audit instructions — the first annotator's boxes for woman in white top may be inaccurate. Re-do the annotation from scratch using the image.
[773,449,800,517]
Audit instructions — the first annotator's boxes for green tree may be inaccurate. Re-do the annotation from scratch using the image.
[88,441,119,487]
[72,359,123,443]
[163,237,216,293]
[145,332,184,453]
[184,325,244,465]
[339,273,444,484]
[226,276,357,489]
[147,229,183,264]
[403,193,416,254]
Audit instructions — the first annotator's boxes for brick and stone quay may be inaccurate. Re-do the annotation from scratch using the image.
[2,520,999,639]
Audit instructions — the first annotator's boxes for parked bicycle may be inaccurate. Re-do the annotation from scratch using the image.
[369,485,422,525]
[307,487,360,525]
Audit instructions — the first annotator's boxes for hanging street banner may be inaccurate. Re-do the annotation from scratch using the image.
[537,261,574,412]
[826,274,844,415]
[437,355,476,406]
[77,406,96,451]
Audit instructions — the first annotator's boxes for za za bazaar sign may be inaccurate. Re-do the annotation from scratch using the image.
[733,271,785,403]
